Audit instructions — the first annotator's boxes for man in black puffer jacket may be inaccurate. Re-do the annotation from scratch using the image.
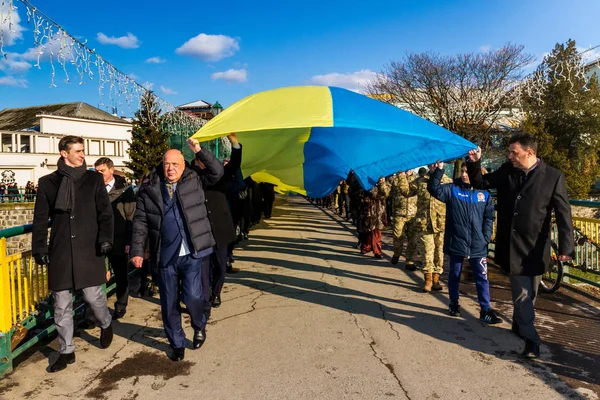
[428,160,501,324]
[130,139,223,362]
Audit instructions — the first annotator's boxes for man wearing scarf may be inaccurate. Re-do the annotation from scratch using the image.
[32,135,114,373]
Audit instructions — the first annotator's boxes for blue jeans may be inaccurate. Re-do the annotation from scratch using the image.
[157,254,208,349]
[448,255,491,310]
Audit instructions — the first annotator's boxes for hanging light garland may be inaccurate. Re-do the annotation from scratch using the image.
[513,45,600,105]
[0,0,205,134]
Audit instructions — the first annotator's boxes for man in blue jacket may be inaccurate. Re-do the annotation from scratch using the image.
[428,161,501,324]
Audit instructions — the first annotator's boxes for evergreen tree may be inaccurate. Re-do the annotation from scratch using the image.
[521,39,600,199]
[125,91,172,180]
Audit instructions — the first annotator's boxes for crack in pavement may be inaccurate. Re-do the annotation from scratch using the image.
[320,250,411,399]
[209,291,265,325]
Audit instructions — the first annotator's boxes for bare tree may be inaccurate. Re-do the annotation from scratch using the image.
[366,43,535,150]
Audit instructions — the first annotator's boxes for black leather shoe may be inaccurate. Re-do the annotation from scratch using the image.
[112,309,126,321]
[100,323,113,349]
[374,253,382,259]
[521,340,540,359]
[193,329,206,349]
[170,347,185,362]
[226,263,239,274]
[49,353,75,373]
[211,295,222,308]
[391,255,399,265]
[405,263,417,271]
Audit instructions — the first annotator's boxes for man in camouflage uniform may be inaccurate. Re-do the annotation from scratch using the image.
[399,165,452,292]
[389,171,418,269]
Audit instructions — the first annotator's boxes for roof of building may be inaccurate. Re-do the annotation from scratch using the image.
[0,102,128,131]
[177,100,212,109]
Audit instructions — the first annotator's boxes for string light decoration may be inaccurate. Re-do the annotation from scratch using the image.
[513,45,600,105]
[0,0,206,135]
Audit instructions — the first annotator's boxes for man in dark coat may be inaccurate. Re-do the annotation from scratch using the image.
[200,134,241,310]
[130,139,223,362]
[467,132,575,359]
[32,135,114,373]
[94,157,136,319]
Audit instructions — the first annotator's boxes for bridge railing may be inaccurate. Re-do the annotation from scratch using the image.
[0,224,117,376]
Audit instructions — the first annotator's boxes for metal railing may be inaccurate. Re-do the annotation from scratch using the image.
[0,187,37,203]
[0,224,117,375]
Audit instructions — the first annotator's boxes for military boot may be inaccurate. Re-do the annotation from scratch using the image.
[423,273,433,292]
[432,273,443,291]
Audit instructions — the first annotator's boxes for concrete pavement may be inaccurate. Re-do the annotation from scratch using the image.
[0,196,598,399]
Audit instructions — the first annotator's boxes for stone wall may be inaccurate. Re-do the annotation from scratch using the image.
[0,202,35,255]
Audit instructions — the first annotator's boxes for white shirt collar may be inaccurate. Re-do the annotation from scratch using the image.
[106,178,116,192]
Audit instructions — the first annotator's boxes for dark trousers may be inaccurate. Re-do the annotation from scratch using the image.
[157,254,207,349]
[201,254,212,317]
[448,255,491,310]
[509,274,542,344]
[108,254,129,312]
[210,247,228,298]
[263,198,274,218]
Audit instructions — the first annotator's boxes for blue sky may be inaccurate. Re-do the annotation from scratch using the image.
[1,0,600,115]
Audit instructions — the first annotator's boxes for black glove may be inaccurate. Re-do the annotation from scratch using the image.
[100,242,112,255]
[34,253,50,265]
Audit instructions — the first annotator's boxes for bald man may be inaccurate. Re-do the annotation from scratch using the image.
[130,140,223,361]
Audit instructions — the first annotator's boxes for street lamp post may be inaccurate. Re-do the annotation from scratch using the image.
[211,101,223,158]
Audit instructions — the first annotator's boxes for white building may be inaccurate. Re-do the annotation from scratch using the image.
[0,102,132,185]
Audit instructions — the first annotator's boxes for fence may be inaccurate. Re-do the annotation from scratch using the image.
[0,224,117,375]
[0,187,37,203]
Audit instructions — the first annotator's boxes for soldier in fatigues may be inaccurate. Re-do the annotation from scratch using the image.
[399,165,452,292]
[389,171,418,269]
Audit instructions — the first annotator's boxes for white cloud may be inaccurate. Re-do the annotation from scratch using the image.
[211,68,247,83]
[0,3,25,46]
[479,45,491,53]
[0,53,31,73]
[160,85,177,95]
[96,32,140,49]
[176,34,239,61]
[308,69,377,92]
[146,57,166,64]
[128,73,139,80]
[0,75,28,87]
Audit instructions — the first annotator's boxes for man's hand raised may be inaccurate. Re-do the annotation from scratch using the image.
[468,146,482,162]
[228,133,239,147]
[187,138,201,153]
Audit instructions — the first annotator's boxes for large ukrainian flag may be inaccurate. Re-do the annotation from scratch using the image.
[191,86,475,197]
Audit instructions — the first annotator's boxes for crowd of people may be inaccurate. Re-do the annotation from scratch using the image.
[29,131,574,371]
[31,134,277,371]
[310,132,575,360]
[0,181,36,202]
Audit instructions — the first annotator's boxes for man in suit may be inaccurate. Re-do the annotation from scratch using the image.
[130,139,223,361]
[467,132,575,359]
[32,135,114,373]
[94,157,136,319]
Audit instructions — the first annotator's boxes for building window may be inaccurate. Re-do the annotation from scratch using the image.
[20,135,31,153]
[105,141,116,156]
[89,140,101,156]
[2,134,13,152]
